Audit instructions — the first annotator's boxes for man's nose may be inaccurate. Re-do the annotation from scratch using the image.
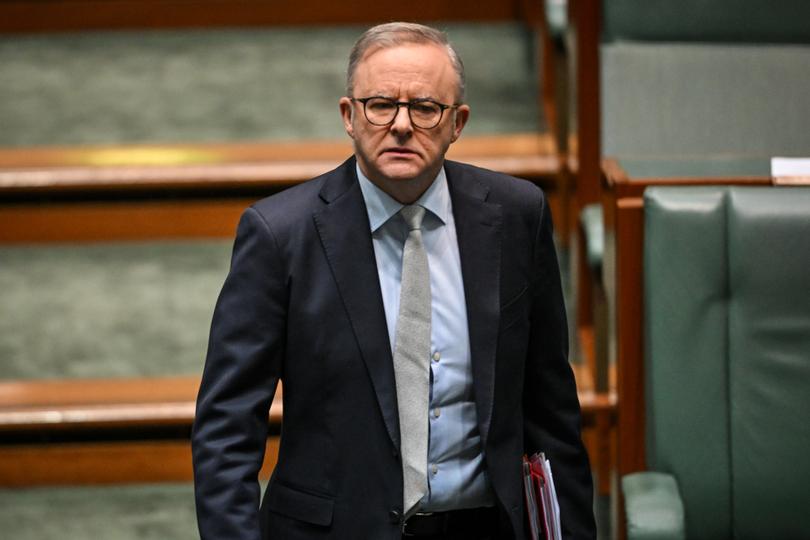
[389,104,413,135]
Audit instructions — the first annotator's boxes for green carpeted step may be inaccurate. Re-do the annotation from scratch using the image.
[0,483,197,540]
[0,23,540,147]
[0,241,232,379]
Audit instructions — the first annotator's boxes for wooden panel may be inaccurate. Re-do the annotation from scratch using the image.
[571,0,602,209]
[0,376,283,431]
[0,0,525,33]
[0,133,557,195]
[614,196,645,477]
[0,438,279,486]
[0,134,554,169]
[0,376,200,409]
[0,199,252,243]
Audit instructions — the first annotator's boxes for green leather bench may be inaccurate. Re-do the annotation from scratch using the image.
[622,185,810,539]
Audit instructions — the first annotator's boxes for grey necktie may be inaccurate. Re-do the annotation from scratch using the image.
[393,204,431,517]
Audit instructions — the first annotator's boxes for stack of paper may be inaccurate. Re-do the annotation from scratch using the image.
[522,452,561,540]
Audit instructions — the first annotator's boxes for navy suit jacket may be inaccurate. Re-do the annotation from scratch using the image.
[192,157,595,539]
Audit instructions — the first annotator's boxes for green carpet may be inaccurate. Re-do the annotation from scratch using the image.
[0,484,197,540]
[0,23,540,147]
[0,241,231,379]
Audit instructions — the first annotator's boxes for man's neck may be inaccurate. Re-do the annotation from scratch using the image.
[358,162,443,204]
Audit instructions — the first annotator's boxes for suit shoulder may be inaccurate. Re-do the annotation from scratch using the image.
[445,160,546,209]
[247,158,354,229]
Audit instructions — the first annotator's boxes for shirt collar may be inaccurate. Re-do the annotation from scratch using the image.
[356,164,450,233]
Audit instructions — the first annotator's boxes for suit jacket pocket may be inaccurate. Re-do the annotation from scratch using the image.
[500,284,529,331]
[265,480,334,527]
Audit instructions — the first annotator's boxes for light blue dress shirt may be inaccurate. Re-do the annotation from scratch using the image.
[356,164,495,512]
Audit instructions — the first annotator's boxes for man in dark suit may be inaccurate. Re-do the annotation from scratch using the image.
[192,22,595,539]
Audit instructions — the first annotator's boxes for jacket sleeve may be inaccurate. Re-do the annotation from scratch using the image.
[192,207,287,540]
[523,197,597,539]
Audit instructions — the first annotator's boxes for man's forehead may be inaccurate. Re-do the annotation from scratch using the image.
[357,42,451,70]
[353,43,457,93]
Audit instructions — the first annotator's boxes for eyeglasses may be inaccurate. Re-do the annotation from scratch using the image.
[350,96,459,130]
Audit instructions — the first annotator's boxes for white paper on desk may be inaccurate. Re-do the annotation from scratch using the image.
[771,157,810,179]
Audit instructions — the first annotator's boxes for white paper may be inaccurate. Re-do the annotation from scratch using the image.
[540,456,562,540]
[771,157,810,177]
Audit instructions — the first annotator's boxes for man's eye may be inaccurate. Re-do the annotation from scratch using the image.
[412,103,439,115]
[368,100,395,112]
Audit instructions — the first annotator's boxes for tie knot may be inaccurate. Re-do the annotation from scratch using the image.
[400,205,426,231]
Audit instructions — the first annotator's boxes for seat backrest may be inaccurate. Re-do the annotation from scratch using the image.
[643,186,810,539]
[599,0,810,158]
[603,0,810,44]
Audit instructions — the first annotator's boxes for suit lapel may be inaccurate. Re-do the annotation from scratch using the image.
[446,161,502,448]
[313,159,400,449]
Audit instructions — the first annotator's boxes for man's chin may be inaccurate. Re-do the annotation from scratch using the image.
[377,163,425,182]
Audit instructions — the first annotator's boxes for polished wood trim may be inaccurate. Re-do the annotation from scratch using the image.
[577,390,617,416]
[603,157,773,197]
[0,0,525,33]
[0,135,561,243]
[0,438,279,486]
[0,134,558,196]
[571,0,601,210]
[0,376,282,431]
[0,199,253,243]
[613,195,645,477]
[774,175,810,185]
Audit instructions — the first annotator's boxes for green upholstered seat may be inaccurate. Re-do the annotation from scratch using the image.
[602,42,810,159]
[600,0,810,160]
[0,241,232,379]
[624,186,810,540]
[603,0,810,43]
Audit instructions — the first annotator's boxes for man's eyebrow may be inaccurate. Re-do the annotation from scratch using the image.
[365,93,439,102]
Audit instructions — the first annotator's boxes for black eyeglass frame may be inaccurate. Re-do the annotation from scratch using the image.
[350,96,461,129]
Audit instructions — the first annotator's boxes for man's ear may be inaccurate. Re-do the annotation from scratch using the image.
[450,104,470,143]
[339,97,355,139]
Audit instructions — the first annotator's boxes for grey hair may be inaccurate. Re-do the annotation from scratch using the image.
[346,22,466,102]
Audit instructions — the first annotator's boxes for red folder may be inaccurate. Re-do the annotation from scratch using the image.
[522,452,561,540]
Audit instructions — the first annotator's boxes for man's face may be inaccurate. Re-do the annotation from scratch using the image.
[339,43,470,203]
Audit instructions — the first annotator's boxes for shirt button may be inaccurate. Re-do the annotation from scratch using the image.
[433,407,441,418]
[431,464,438,476]
[432,351,441,362]
[389,509,401,523]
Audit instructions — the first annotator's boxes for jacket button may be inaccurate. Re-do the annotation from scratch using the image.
[389,509,401,523]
